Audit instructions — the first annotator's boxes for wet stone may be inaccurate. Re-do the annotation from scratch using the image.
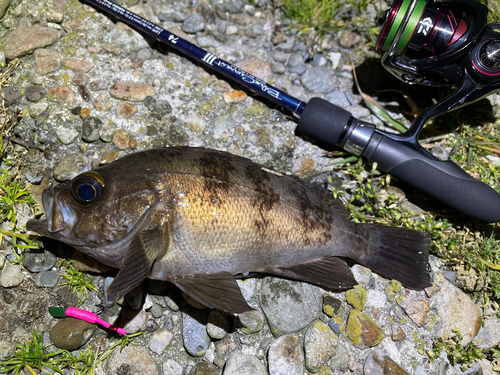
[25,85,46,102]
[207,310,232,339]
[323,295,342,317]
[99,124,116,142]
[112,129,130,150]
[22,249,57,272]
[34,270,60,288]
[304,321,338,372]
[193,362,219,375]
[0,264,23,287]
[78,85,92,102]
[50,317,96,350]
[107,345,157,375]
[346,285,367,311]
[4,26,61,60]
[364,351,409,375]
[238,310,264,334]
[148,328,173,355]
[182,308,210,357]
[48,86,75,105]
[260,277,322,337]
[0,340,17,361]
[268,333,304,375]
[53,153,90,182]
[82,116,102,142]
[346,310,383,349]
[182,13,205,33]
[34,48,60,74]
[110,82,155,102]
[301,65,337,93]
[397,297,430,327]
[223,350,267,375]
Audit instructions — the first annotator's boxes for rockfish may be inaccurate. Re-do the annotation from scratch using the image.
[27,147,430,313]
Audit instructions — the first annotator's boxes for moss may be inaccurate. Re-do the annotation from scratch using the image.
[345,285,366,310]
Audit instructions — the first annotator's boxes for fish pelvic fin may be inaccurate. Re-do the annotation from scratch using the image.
[356,224,431,290]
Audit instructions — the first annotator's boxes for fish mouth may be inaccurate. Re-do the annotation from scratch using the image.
[26,188,55,237]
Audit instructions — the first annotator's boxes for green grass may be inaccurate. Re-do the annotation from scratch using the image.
[59,262,99,306]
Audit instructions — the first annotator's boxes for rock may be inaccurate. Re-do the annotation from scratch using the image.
[193,362,219,375]
[117,102,138,116]
[182,308,210,357]
[94,94,113,110]
[50,317,96,350]
[107,345,157,375]
[163,359,183,375]
[78,85,93,102]
[351,264,372,287]
[346,310,383,349]
[397,297,430,327]
[207,310,232,339]
[110,82,155,101]
[329,316,345,334]
[339,30,361,48]
[237,310,264,334]
[63,58,94,72]
[304,321,337,372]
[391,323,406,341]
[22,249,57,272]
[323,295,342,317]
[474,316,500,349]
[53,153,90,182]
[82,116,102,142]
[182,13,205,33]
[34,48,60,74]
[121,308,147,334]
[301,65,336,93]
[99,124,116,142]
[223,89,247,104]
[34,271,60,288]
[0,340,16,361]
[364,351,409,375]
[0,0,11,20]
[346,285,367,310]
[56,126,79,145]
[112,129,130,149]
[223,350,267,375]
[260,277,322,337]
[148,329,173,355]
[25,85,46,102]
[268,333,304,375]
[48,86,75,105]
[0,264,24,287]
[4,26,61,60]
[2,85,21,105]
[432,272,481,346]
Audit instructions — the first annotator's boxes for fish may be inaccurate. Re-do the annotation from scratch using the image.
[27,147,431,314]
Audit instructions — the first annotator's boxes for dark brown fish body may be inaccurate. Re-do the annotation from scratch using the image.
[27,147,430,313]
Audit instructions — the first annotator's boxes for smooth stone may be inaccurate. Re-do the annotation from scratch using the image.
[110,82,155,102]
[0,264,24,287]
[304,321,337,372]
[1,85,20,105]
[328,316,345,334]
[182,13,205,33]
[148,329,173,355]
[116,102,138,116]
[237,310,264,334]
[112,129,130,150]
[182,308,210,357]
[4,26,61,60]
[346,310,383,349]
[433,272,481,346]
[81,116,102,142]
[260,277,322,337]
[121,308,147,334]
[25,85,46,102]
[223,350,267,375]
[77,85,93,102]
[99,124,116,142]
[268,333,303,375]
[326,90,354,109]
[29,102,49,118]
[53,153,90,182]
[163,359,183,375]
[323,295,342,317]
[63,58,94,72]
[193,362,219,375]
[0,340,17,361]
[287,52,304,67]
[48,86,75,105]
[207,310,232,339]
[22,249,57,272]
[34,271,60,288]
[364,351,409,375]
[50,318,96,350]
[107,345,157,375]
[397,297,430,327]
[300,65,336,93]
[55,126,79,145]
[34,48,60,74]
[288,64,307,75]
[93,94,112,110]
[474,315,500,349]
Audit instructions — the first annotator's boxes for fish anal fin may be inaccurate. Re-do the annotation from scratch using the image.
[106,226,162,297]
[171,272,252,314]
[269,256,357,291]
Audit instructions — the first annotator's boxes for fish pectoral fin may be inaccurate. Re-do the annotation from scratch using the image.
[269,256,357,291]
[106,227,162,298]
[171,272,253,314]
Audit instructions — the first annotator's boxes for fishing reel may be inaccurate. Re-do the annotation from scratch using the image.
[375,0,500,146]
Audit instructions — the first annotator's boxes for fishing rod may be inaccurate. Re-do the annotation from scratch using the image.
[82,0,500,222]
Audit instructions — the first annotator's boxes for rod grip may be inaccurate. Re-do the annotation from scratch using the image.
[363,134,500,222]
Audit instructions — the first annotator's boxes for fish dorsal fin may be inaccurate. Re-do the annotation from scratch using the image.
[268,256,357,291]
[171,272,253,314]
[106,225,162,298]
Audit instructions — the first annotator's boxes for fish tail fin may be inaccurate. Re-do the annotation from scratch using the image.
[355,224,431,290]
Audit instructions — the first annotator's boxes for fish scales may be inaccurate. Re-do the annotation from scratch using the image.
[27,147,431,313]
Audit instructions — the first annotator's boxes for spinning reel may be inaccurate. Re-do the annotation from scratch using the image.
[376,0,500,146]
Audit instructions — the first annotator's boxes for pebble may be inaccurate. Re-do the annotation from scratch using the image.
[2,85,21,105]
[397,297,430,327]
[182,13,205,33]
[328,316,345,335]
[323,295,342,317]
[34,270,60,288]
[300,65,337,93]
[82,116,102,142]
[99,124,116,142]
[34,48,60,74]
[474,315,500,349]
[207,310,232,339]
[121,308,147,334]
[112,129,130,149]
[287,52,304,67]
[93,94,112,110]
[0,0,10,19]
[148,328,173,354]
[237,310,264,334]
[346,285,367,310]
[4,26,61,60]
[0,264,24,287]
[268,333,303,375]
[223,89,247,104]
[304,321,338,372]
[110,82,155,102]
[432,272,481,345]
[116,102,138,116]
[56,125,79,145]
[0,289,15,304]
[391,322,406,341]
[364,351,409,375]
[346,310,383,349]
[48,86,75,105]
[107,345,157,375]
[193,362,219,375]
[63,58,94,72]
[236,59,272,82]
[25,85,46,102]
[223,350,267,375]
[22,249,57,272]
[260,277,322,337]
[182,307,210,356]
[53,153,90,181]
[0,340,17,361]
[50,317,96,350]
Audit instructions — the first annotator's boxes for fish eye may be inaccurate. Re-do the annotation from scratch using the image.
[70,171,105,205]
